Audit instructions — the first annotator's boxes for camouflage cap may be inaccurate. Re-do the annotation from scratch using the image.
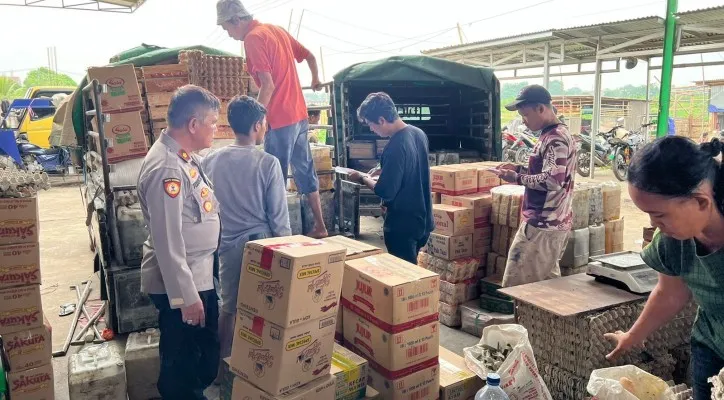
[217,0,251,25]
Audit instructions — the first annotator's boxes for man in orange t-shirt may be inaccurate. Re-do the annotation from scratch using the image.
[217,0,328,238]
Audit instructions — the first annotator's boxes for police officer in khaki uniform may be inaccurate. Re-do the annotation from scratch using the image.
[137,85,221,399]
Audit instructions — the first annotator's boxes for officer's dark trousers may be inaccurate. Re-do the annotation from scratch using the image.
[150,290,220,400]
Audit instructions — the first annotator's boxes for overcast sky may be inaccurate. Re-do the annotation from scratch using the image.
[1,0,723,90]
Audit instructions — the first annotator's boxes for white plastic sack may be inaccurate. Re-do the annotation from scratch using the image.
[587,365,671,400]
[463,324,552,400]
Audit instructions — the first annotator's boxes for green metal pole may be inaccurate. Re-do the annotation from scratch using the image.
[656,0,678,137]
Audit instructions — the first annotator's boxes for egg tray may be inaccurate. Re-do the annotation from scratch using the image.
[516,301,694,378]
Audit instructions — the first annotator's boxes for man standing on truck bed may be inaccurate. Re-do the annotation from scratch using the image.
[492,84,576,287]
[137,85,221,399]
[349,92,434,264]
[217,0,328,238]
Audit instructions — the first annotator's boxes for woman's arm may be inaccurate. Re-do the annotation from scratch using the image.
[605,273,692,359]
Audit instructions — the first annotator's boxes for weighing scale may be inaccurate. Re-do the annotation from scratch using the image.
[586,251,659,294]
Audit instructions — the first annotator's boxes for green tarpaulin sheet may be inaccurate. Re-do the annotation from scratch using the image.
[332,55,501,160]
[333,55,498,92]
[69,45,237,146]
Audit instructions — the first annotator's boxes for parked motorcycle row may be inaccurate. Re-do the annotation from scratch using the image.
[502,117,650,182]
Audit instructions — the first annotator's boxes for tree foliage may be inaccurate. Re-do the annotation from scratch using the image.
[22,68,76,88]
[0,77,25,100]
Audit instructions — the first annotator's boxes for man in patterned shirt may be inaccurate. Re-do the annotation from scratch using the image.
[493,85,576,287]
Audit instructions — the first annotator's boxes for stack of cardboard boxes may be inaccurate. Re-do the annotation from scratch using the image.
[486,185,525,282]
[227,236,347,399]
[341,254,441,400]
[87,65,149,164]
[602,182,624,253]
[0,196,54,400]
[422,164,501,327]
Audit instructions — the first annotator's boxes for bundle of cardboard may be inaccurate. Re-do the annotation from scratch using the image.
[0,196,54,400]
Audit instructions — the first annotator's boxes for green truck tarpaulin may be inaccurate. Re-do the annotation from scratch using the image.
[70,45,237,146]
[332,55,501,160]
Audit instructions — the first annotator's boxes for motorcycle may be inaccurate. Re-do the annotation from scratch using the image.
[608,123,651,181]
[15,133,72,174]
[576,126,617,178]
[503,126,538,165]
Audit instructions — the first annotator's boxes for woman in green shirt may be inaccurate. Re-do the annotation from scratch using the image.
[605,136,724,398]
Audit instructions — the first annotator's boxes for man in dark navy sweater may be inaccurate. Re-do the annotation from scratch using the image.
[349,92,434,264]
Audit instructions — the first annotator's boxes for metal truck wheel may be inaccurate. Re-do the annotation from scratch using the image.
[577,152,591,177]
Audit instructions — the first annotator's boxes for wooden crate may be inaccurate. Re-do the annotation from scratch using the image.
[149,106,168,122]
[145,92,174,107]
[144,77,190,93]
[141,64,189,79]
[214,125,234,139]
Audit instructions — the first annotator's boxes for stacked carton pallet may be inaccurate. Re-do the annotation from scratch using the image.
[227,236,347,399]
[87,64,149,164]
[341,254,441,400]
[0,196,54,400]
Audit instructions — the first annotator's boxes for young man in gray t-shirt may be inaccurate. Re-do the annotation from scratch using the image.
[202,95,291,367]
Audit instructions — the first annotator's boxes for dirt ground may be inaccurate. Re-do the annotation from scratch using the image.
[38,169,646,399]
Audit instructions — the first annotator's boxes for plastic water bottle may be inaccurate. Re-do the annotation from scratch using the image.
[475,373,510,400]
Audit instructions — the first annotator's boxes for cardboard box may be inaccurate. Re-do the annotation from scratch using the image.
[472,227,492,259]
[433,204,473,236]
[8,363,54,400]
[441,194,492,228]
[439,347,483,400]
[332,343,369,400]
[5,325,52,372]
[87,65,143,113]
[237,235,347,328]
[0,285,43,334]
[229,309,336,395]
[0,197,39,246]
[605,217,625,254]
[0,242,41,289]
[343,308,439,379]
[322,236,382,261]
[430,166,477,196]
[341,254,440,332]
[432,192,442,205]
[231,374,336,400]
[368,363,440,400]
[92,111,149,163]
[426,233,472,261]
[476,168,501,193]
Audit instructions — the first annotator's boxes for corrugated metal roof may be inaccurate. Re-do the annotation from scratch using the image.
[423,15,663,55]
[677,5,724,24]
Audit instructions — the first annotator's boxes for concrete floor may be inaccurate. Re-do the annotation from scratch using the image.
[39,169,646,399]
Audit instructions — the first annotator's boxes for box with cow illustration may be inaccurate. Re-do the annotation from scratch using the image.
[237,235,347,328]
[228,308,337,396]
